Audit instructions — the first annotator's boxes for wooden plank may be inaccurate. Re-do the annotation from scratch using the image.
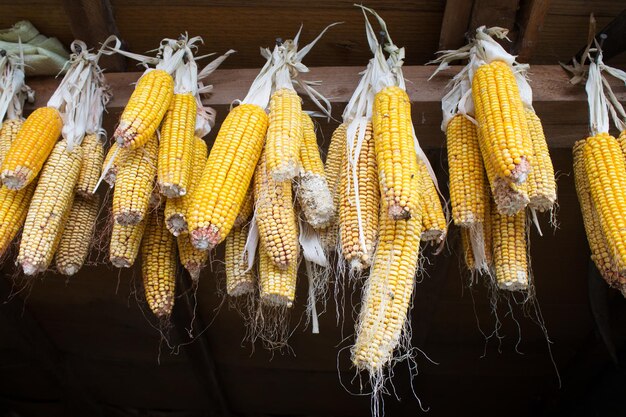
[438,0,474,50]
[60,0,126,71]
[514,0,551,62]
[470,0,520,35]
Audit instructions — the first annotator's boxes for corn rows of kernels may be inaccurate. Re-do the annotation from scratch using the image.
[55,195,100,275]
[225,223,255,296]
[0,180,36,256]
[109,219,146,268]
[75,134,104,198]
[418,160,446,241]
[491,206,528,289]
[0,118,22,167]
[319,124,347,250]
[299,112,325,176]
[266,88,303,181]
[525,108,556,211]
[258,239,298,307]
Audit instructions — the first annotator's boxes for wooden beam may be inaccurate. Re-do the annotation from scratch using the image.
[60,0,126,71]
[573,9,626,64]
[513,0,551,62]
[438,0,475,50]
[470,0,520,41]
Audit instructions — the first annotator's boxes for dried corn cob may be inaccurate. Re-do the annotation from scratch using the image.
[141,209,177,318]
[418,160,446,242]
[1,107,63,190]
[225,223,255,296]
[102,142,120,187]
[0,181,36,257]
[373,86,421,220]
[233,186,254,228]
[339,121,379,270]
[177,234,208,282]
[352,208,423,372]
[17,140,82,275]
[259,239,299,307]
[491,206,528,291]
[583,133,626,273]
[472,60,533,185]
[165,136,207,236]
[109,219,147,268]
[0,119,22,168]
[75,133,104,198]
[55,195,100,275]
[157,93,197,198]
[446,114,487,225]
[112,133,158,225]
[188,104,268,250]
[254,150,298,269]
[297,112,334,229]
[266,88,303,181]
[525,108,556,211]
[574,140,626,287]
[319,123,346,250]
[115,69,174,149]
[461,228,475,271]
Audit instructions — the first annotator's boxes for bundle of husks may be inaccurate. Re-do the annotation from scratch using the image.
[431,27,557,292]
[98,35,232,319]
[0,39,112,277]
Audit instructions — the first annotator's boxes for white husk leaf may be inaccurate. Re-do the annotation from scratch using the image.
[243,214,260,273]
[0,43,33,123]
[298,219,329,267]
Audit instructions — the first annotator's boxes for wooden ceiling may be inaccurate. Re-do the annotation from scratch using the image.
[0,1,626,417]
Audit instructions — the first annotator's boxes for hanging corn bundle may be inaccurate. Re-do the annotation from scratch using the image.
[17,40,112,275]
[319,124,347,251]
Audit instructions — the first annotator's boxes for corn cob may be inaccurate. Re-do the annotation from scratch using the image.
[75,133,104,198]
[461,228,475,271]
[297,112,334,229]
[17,140,82,275]
[491,206,527,291]
[0,181,37,258]
[233,185,254,228]
[254,150,298,269]
[583,133,626,275]
[115,69,174,149]
[573,140,626,287]
[259,239,299,307]
[525,108,556,211]
[188,104,268,250]
[141,209,177,318]
[165,136,208,236]
[446,114,487,225]
[225,223,255,296]
[157,93,197,198]
[55,195,100,275]
[112,133,158,225]
[0,119,23,168]
[352,209,423,372]
[266,88,303,181]
[1,107,62,190]
[472,60,533,185]
[177,234,208,282]
[373,86,421,220]
[339,121,379,270]
[618,130,626,155]
[109,219,147,268]
[320,123,346,250]
[102,142,120,187]
[418,160,446,242]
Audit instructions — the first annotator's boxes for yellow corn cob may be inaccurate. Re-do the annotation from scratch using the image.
[0,119,23,168]
[259,239,299,307]
[112,133,158,225]
[583,133,626,275]
[472,60,533,184]
[574,140,626,287]
[157,93,197,198]
[339,121,379,271]
[525,108,556,211]
[319,123,346,250]
[618,130,626,154]
[109,219,147,268]
[75,133,105,198]
[266,88,303,181]
[446,114,487,225]
[225,223,255,296]
[0,181,37,258]
[188,104,268,250]
[17,140,83,275]
[254,150,298,269]
[141,209,177,318]
[102,142,120,187]
[352,208,423,372]
[177,234,208,282]
[297,112,334,229]
[491,206,528,291]
[55,195,100,275]
[1,107,62,190]
[373,86,421,220]
[233,185,254,228]
[165,136,208,236]
[461,215,493,273]
[115,69,174,149]
[418,160,447,242]
[461,228,475,270]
